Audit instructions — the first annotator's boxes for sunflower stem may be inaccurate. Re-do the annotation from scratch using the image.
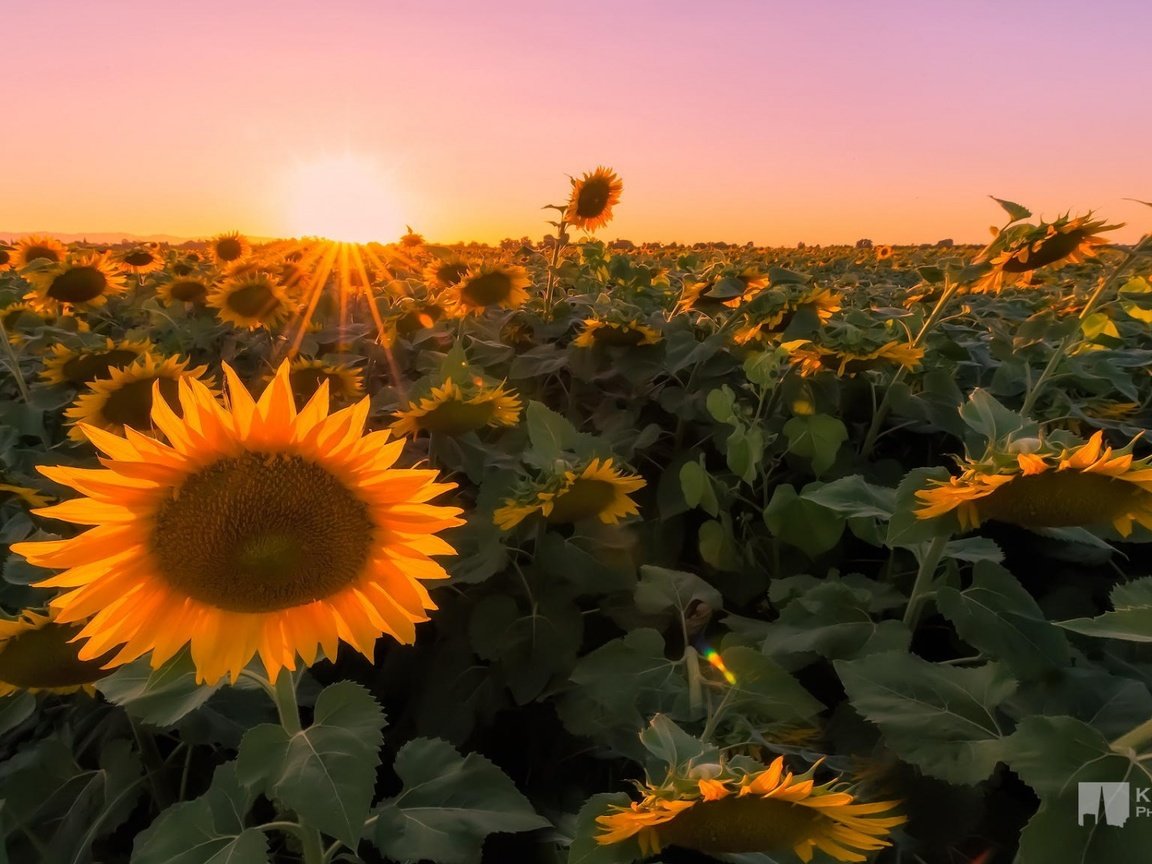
[1111,716,1152,754]
[269,670,326,864]
[860,278,960,458]
[902,534,949,629]
[0,317,32,403]
[542,220,568,318]
[1020,236,1149,418]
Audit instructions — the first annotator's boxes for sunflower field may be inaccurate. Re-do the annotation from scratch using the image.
[2,177,1152,864]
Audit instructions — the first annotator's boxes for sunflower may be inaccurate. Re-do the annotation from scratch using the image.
[210,231,251,264]
[788,340,924,377]
[156,274,213,306]
[63,354,213,443]
[280,359,364,406]
[915,431,1152,535]
[732,286,842,345]
[596,757,905,861]
[972,213,1120,293]
[677,269,769,315]
[23,253,128,308]
[0,245,14,270]
[208,272,294,329]
[572,318,663,348]
[1,482,52,510]
[0,610,116,697]
[445,264,532,316]
[565,167,623,232]
[400,226,425,247]
[11,361,464,685]
[875,245,894,261]
[392,378,521,436]
[494,458,645,530]
[117,245,164,274]
[422,256,471,290]
[9,234,68,268]
[40,338,153,387]
[1,302,55,341]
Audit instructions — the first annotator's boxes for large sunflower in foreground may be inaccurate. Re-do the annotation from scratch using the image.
[916,431,1152,535]
[12,362,464,685]
[40,338,153,387]
[23,253,128,308]
[63,354,213,442]
[9,234,68,268]
[972,213,1120,294]
[392,378,521,436]
[565,166,623,232]
[0,610,115,697]
[444,264,532,316]
[596,757,905,861]
[494,458,645,530]
[208,271,294,329]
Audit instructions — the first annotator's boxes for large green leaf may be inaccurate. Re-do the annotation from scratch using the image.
[936,561,1071,679]
[97,651,221,727]
[763,484,844,558]
[782,414,847,476]
[236,682,385,848]
[836,652,1016,783]
[719,647,824,722]
[372,737,549,864]
[1058,577,1152,642]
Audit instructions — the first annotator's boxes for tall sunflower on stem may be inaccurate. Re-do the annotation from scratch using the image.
[542,167,623,316]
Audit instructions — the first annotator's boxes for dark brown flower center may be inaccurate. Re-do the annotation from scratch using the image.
[0,250,11,266]
[101,375,183,431]
[656,796,822,854]
[979,471,1147,527]
[151,453,374,612]
[594,324,646,346]
[0,621,112,689]
[417,398,496,434]
[123,250,156,267]
[575,179,612,219]
[48,267,108,303]
[547,478,617,523]
[226,281,279,319]
[61,349,142,386]
[1003,230,1091,273]
[461,272,514,307]
[215,237,245,261]
[23,245,62,264]
[435,263,468,286]
[169,279,208,303]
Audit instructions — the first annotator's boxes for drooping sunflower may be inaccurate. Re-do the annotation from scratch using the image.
[392,378,521,437]
[677,269,769,315]
[1,302,56,342]
[422,256,471,290]
[788,339,924,377]
[444,264,532,316]
[573,317,663,348]
[63,354,213,443]
[565,166,623,232]
[494,458,645,530]
[916,431,1152,535]
[156,274,213,306]
[12,361,464,685]
[208,271,294,329]
[117,245,164,274]
[9,234,68,268]
[210,231,251,264]
[279,359,364,406]
[732,286,842,345]
[40,338,153,387]
[0,610,116,697]
[972,213,1120,294]
[23,253,129,308]
[596,757,905,862]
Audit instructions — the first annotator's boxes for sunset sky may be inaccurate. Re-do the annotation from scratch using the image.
[3,0,1149,245]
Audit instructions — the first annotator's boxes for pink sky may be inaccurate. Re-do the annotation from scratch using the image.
[2,0,1149,245]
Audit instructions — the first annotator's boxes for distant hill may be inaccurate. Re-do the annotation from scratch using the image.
[0,231,277,245]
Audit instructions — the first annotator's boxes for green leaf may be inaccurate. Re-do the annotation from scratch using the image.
[763,484,844,559]
[634,565,722,621]
[836,652,1016,783]
[97,651,220,727]
[936,561,1070,679]
[132,763,266,864]
[706,386,736,424]
[725,426,764,484]
[638,715,715,771]
[799,475,896,520]
[720,647,824,722]
[782,414,847,476]
[989,196,1032,223]
[373,738,549,864]
[885,466,955,549]
[679,460,719,517]
[236,682,385,848]
[958,388,1033,445]
[1057,577,1152,642]
[1007,716,1152,864]
[698,517,745,571]
[525,401,579,465]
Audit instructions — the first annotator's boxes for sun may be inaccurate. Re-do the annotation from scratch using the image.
[283,153,406,244]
